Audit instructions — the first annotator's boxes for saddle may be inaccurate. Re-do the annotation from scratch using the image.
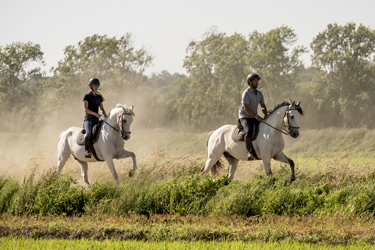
[76,121,103,145]
[232,119,260,160]
[232,119,259,142]
[76,121,104,161]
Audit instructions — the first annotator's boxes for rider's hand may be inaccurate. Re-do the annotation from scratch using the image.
[256,115,263,122]
[95,113,101,118]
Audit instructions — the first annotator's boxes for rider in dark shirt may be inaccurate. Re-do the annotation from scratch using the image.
[83,78,107,158]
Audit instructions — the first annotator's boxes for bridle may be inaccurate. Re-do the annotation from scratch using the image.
[261,106,300,136]
[103,109,132,139]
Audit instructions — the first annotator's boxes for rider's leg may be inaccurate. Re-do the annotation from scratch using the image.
[241,118,256,160]
[83,120,93,158]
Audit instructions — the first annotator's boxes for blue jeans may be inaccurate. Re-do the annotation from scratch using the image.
[83,120,96,140]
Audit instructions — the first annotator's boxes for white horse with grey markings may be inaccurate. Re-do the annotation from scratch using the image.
[56,104,136,185]
[201,100,303,184]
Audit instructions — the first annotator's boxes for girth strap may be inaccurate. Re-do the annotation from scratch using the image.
[90,144,104,162]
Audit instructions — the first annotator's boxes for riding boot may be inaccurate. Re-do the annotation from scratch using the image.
[84,137,92,158]
[244,136,255,161]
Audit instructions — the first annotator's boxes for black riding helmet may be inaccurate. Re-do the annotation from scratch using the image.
[88,78,100,86]
[246,73,261,84]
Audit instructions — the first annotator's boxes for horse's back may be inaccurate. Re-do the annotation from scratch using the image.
[58,127,82,152]
[208,124,236,148]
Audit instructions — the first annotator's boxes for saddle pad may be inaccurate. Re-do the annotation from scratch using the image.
[231,127,246,142]
[231,123,259,142]
[76,121,103,146]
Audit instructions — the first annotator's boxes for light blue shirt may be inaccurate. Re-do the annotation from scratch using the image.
[238,87,265,119]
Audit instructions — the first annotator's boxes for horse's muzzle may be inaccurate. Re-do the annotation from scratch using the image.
[290,130,299,138]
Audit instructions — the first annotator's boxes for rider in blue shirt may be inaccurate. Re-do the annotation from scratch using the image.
[83,78,107,158]
[239,73,268,160]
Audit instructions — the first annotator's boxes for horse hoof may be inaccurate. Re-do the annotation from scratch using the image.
[129,170,135,177]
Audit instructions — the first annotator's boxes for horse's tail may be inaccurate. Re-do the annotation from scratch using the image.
[206,131,224,176]
[206,131,214,146]
[57,131,64,143]
[209,157,224,176]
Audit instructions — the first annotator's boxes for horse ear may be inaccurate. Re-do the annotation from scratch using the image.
[131,105,134,110]
[286,98,292,104]
[296,101,301,106]
[291,100,295,106]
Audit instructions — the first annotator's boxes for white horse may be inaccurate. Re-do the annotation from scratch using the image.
[201,100,303,184]
[56,104,136,185]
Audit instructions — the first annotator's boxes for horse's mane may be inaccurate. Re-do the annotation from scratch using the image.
[265,100,304,120]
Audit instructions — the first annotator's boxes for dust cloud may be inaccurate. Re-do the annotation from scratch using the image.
[0,86,181,183]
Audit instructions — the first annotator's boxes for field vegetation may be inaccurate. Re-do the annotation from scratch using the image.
[0,128,374,247]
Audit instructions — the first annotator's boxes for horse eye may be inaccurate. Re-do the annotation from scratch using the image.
[123,119,127,123]
[290,114,294,119]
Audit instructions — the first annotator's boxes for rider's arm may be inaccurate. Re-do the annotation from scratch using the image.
[83,100,101,118]
[260,103,268,117]
[99,103,107,118]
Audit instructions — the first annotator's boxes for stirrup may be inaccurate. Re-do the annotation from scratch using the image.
[247,152,255,161]
[84,150,92,158]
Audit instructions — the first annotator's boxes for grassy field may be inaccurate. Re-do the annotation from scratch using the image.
[0,128,374,248]
[1,238,373,250]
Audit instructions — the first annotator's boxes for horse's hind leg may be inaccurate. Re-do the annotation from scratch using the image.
[224,154,239,180]
[274,152,295,184]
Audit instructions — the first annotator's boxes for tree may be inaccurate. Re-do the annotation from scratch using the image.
[0,42,45,130]
[310,23,375,127]
[51,34,153,107]
[247,26,307,105]
[174,28,249,129]
[173,27,306,130]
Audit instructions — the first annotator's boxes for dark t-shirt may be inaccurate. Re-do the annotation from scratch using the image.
[83,92,103,121]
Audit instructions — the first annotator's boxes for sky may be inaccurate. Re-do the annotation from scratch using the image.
[1,0,375,77]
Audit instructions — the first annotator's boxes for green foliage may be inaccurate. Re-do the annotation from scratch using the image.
[0,42,45,130]
[51,34,153,107]
[0,177,19,213]
[173,26,306,130]
[2,238,371,250]
[3,163,375,218]
[10,171,86,216]
[248,26,307,104]
[173,28,249,129]
[310,23,375,128]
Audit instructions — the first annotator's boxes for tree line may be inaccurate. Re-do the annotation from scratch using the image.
[1,22,375,132]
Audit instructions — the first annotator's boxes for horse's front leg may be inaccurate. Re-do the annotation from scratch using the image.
[274,152,295,185]
[261,155,273,176]
[117,149,137,177]
[103,157,120,185]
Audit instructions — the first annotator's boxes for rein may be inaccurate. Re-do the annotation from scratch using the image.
[261,107,299,136]
[261,120,290,135]
[102,110,132,138]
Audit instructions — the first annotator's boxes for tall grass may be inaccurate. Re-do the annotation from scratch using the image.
[0,128,374,217]
[0,150,374,217]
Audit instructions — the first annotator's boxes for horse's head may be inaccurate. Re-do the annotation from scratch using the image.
[115,104,135,140]
[283,100,303,138]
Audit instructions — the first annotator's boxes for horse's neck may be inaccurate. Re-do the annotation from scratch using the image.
[264,106,287,131]
[103,113,121,141]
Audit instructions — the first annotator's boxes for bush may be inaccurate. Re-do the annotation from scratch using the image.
[0,177,19,213]
[10,171,86,216]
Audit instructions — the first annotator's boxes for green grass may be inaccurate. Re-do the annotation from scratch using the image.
[1,128,375,246]
[0,238,373,250]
